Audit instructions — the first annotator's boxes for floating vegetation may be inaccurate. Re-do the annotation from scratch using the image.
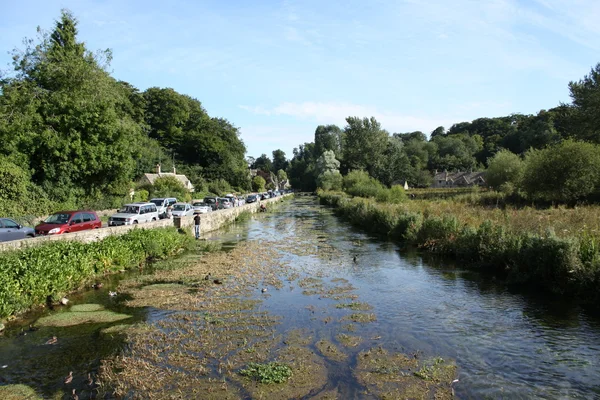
[0,384,42,400]
[336,333,362,347]
[355,347,456,399]
[35,304,131,327]
[316,339,347,362]
[90,201,457,398]
[343,313,377,323]
[335,301,372,311]
[239,362,292,384]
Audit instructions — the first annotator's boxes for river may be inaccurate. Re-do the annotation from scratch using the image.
[1,197,599,399]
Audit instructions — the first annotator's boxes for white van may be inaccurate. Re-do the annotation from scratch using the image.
[108,202,159,226]
[149,198,177,219]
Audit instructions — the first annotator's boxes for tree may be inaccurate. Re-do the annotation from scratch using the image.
[521,140,600,203]
[430,126,446,138]
[272,149,288,173]
[287,143,318,191]
[1,9,142,203]
[342,117,388,176]
[485,150,524,190]
[568,63,600,143]
[253,154,273,172]
[252,176,266,192]
[277,169,288,189]
[315,150,342,191]
[151,176,190,201]
[314,125,343,158]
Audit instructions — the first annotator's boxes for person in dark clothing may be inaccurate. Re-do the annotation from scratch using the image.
[193,213,201,239]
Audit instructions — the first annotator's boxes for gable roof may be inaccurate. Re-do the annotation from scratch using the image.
[433,171,486,185]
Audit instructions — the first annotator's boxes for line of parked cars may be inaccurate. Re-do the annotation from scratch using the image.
[1,191,288,242]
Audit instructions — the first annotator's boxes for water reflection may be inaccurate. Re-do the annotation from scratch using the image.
[1,197,599,398]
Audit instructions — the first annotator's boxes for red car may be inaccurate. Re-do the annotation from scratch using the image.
[35,211,102,235]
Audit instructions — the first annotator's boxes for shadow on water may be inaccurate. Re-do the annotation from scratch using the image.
[1,197,600,399]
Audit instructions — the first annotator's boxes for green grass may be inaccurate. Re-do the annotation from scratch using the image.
[319,190,600,306]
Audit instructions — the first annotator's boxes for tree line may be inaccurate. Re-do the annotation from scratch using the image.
[0,10,250,217]
[280,62,600,203]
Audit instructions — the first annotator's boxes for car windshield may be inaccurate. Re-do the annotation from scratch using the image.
[193,202,205,207]
[150,200,164,206]
[120,206,140,214]
[203,198,216,203]
[44,213,71,224]
[173,204,186,211]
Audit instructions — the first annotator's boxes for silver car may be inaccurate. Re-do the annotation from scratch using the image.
[171,202,194,217]
[0,218,35,242]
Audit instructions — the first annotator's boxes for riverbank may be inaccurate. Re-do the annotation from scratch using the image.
[0,196,292,320]
[318,191,600,307]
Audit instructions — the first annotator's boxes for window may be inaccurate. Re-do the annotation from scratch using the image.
[72,213,83,224]
[83,213,95,222]
[3,219,19,229]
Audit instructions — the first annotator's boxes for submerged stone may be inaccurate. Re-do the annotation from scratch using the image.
[35,304,132,327]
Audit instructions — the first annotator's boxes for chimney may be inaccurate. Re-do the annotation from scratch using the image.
[156,163,161,174]
[173,165,176,175]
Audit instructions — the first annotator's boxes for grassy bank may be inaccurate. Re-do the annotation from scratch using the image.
[0,227,192,319]
[319,191,600,305]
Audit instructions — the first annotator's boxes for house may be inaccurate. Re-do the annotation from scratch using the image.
[431,170,486,188]
[139,164,195,192]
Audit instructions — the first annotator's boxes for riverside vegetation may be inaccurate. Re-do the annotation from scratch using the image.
[0,227,192,319]
[318,189,600,306]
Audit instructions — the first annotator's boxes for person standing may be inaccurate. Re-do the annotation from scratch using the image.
[193,212,201,239]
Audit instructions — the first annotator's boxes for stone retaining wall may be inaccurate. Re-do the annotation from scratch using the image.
[0,196,289,252]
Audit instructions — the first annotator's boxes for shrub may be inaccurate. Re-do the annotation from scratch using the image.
[152,176,190,200]
[0,227,191,318]
[252,176,266,192]
[486,150,524,190]
[522,140,600,203]
[317,170,343,191]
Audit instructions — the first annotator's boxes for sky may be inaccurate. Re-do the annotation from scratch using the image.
[1,0,599,160]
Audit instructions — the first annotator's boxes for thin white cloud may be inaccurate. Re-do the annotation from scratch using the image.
[240,102,458,134]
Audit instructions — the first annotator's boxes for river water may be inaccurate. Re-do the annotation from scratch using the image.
[1,197,600,399]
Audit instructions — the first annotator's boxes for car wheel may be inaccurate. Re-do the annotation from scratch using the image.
[133,220,138,224]
[152,217,156,221]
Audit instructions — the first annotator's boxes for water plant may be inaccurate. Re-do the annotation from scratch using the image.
[239,362,293,384]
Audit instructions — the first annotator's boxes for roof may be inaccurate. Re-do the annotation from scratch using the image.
[143,173,194,188]
[433,171,486,184]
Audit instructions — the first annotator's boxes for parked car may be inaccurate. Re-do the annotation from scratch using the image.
[246,194,259,203]
[218,198,233,209]
[0,218,36,242]
[192,201,212,214]
[203,196,220,211]
[35,211,102,235]
[108,203,159,226]
[171,202,194,217]
[149,197,177,219]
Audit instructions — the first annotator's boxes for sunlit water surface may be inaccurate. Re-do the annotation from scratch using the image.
[1,197,599,399]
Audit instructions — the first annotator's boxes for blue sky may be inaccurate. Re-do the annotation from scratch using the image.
[1,0,599,159]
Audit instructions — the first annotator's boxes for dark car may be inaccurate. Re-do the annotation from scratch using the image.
[0,218,36,242]
[246,194,258,203]
[202,197,220,211]
[35,211,102,235]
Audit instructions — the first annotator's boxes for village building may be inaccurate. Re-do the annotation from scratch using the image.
[431,170,486,188]
[139,164,195,192]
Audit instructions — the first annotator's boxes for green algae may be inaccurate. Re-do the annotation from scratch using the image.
[0,384,42,400]
[35,304,132,327]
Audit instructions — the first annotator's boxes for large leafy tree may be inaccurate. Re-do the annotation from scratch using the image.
[342,117,388,175]
[272,149,288,173]
[314,124,343,159]
[569,63,600,143]
[1,9,141,203]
